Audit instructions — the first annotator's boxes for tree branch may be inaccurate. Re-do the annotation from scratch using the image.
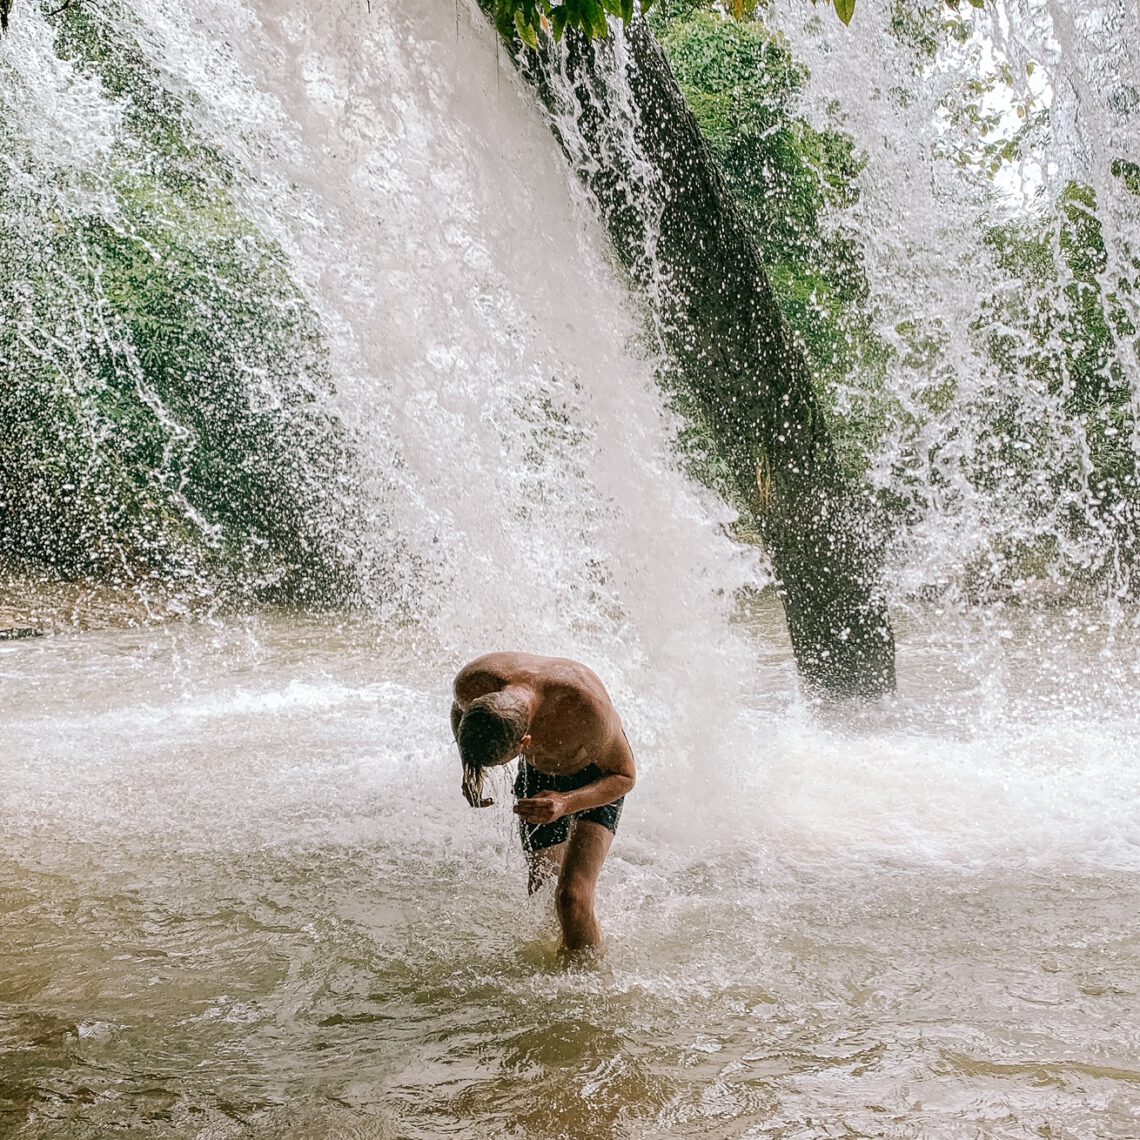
[45,0,84,17]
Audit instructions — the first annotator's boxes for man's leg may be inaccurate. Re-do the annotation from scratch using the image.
[525,843,565,895]
[554,820,614,953]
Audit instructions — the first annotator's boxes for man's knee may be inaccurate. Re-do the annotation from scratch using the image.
[555,877,595,925]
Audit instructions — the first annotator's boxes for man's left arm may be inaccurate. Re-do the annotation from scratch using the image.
[560,759,635,816]
[514,733,635,825]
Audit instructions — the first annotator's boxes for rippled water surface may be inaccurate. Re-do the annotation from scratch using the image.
[2,607,1139,1139]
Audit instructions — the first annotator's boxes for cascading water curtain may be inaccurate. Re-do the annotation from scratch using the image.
[768,0,1140,605]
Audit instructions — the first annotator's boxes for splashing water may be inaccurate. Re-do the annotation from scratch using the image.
[2,1,1139,1137]
[766,0,1140,602]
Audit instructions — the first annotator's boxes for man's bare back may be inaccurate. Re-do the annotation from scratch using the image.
[450,652,636,953]
[453,652,632,777]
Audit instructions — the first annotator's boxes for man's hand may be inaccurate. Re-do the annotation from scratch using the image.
[513,791,570,825]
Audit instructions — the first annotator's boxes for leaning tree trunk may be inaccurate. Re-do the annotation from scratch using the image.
[483,12,896,697]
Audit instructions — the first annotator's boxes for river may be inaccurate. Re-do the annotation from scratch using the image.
[3,600,1138,1138]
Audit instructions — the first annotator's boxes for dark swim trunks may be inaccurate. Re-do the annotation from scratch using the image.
[513,760,625,852]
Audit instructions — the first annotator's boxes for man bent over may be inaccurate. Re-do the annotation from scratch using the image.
[450,652,636,954]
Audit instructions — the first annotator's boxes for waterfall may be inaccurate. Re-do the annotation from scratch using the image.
[4,7,1140,1136]
[1,1,764,616]
[765,0,1140,604]
[5,0,1138,623]
[2,0,1137,862]
[2,0,780,777]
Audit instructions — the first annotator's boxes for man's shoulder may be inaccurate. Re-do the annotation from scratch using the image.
[455,652,613,713]
[457,651,599,685]
[537,655,607,691]
[455,651,525,684]
[458,650,547,672]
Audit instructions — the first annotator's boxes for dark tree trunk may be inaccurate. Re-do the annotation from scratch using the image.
[482,12,896,697]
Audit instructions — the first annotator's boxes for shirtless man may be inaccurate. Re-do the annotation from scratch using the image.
[450,652,636,953]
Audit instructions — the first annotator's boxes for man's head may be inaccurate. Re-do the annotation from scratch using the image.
[457,691,530,804]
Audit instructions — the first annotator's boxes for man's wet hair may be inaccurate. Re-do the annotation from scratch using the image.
[457,692,528,797]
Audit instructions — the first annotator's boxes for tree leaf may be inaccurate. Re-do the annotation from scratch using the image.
[587,0,609,37]
[514,7,539,47]
[834,0,856,25]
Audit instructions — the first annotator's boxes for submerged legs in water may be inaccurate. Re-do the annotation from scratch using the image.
[526,819,614,954]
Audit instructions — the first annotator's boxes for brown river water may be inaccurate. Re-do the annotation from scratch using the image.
[2,603,1138,1139]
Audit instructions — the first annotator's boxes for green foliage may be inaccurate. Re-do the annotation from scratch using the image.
[888,0,967,59]
[491,0,980,44]
[874,1,1138,597]
[978,183,1139,588]
[1111,158,1140,198]
[493,0,645,45]
[0,1,360,602]
[653,7,893,488]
